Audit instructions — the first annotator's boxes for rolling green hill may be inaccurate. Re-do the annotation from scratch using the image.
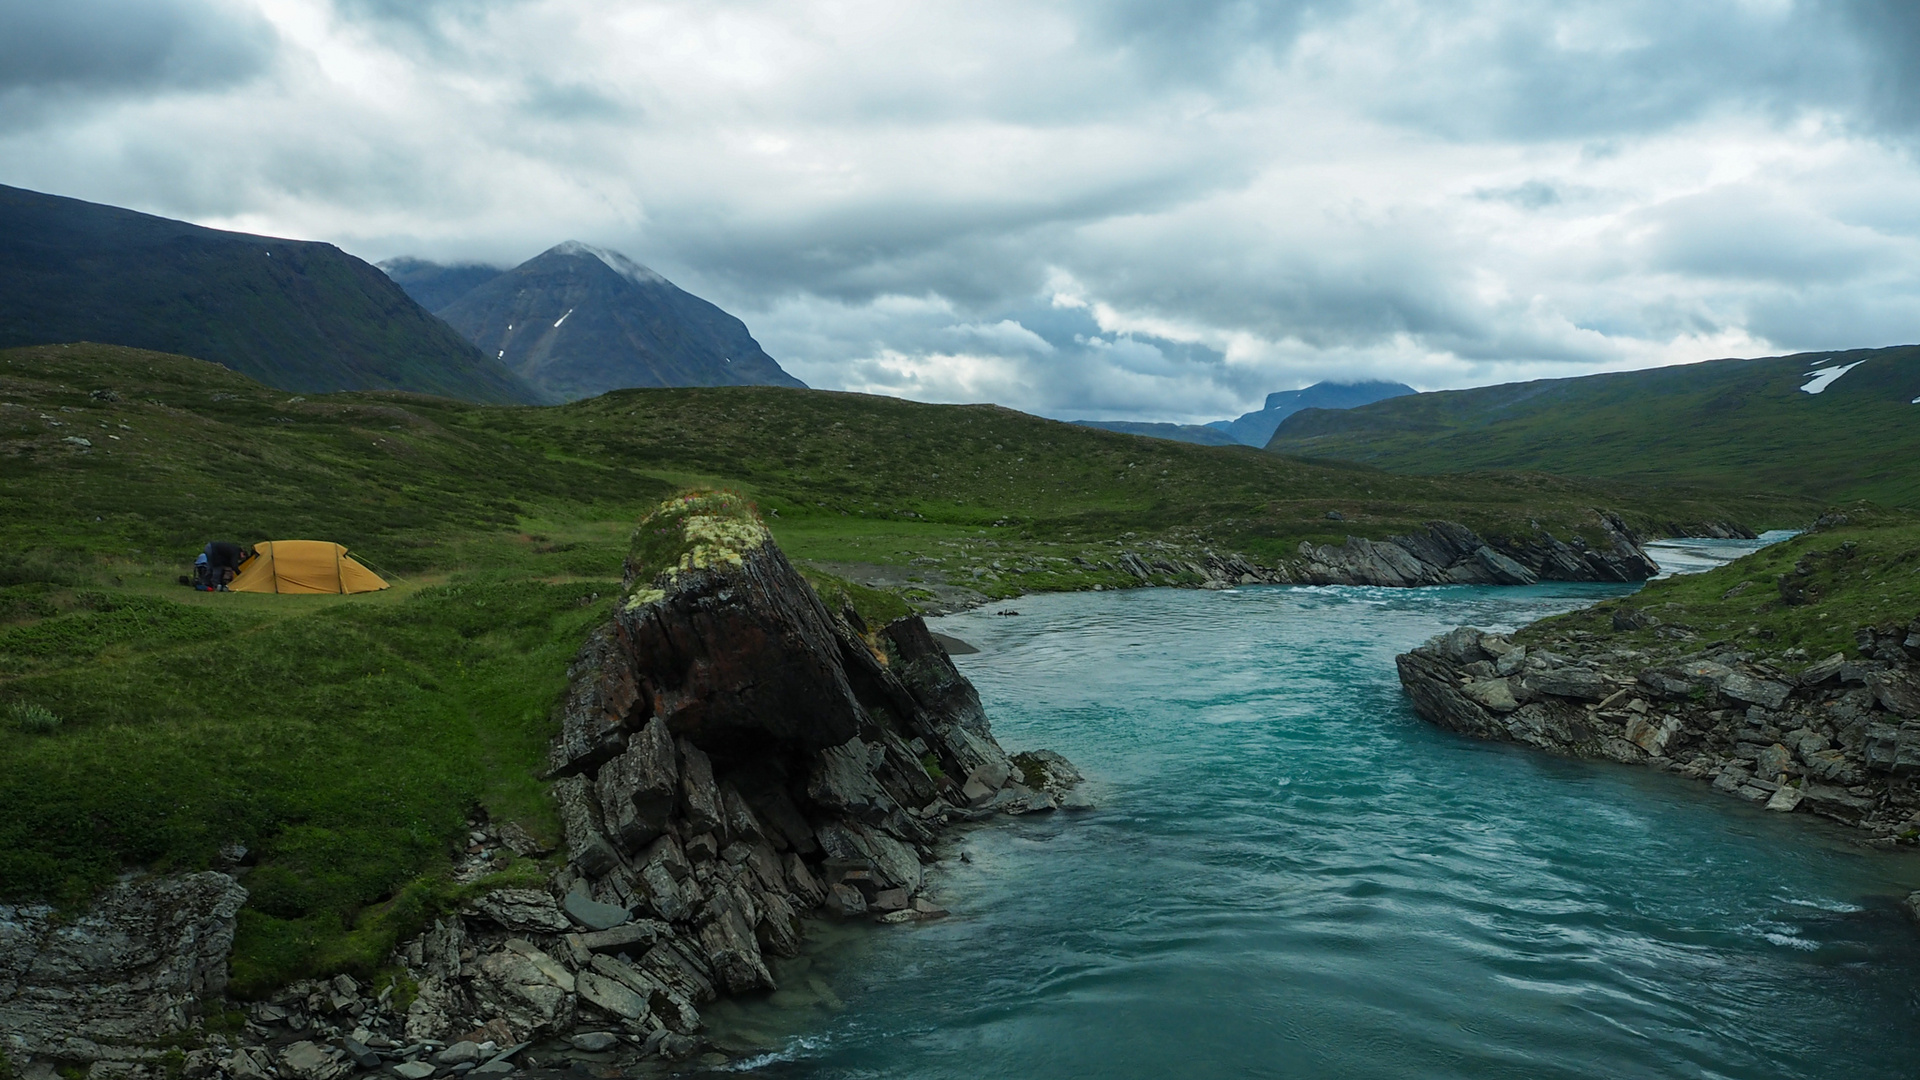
[1266,344,1920,508]
[0,342,1809,993]
[0,185,538,404]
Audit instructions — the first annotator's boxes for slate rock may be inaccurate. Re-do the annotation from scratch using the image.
[1718,672,1791,710]
[392,1063,436,1080]
[436,1042,484,1066]
[278,1042,351,1080]
[597,716,679,851]
[1463,678,1519,713]
[824,883,867,917]
[468,889,571,934]
[551,775,620,878]
[1764,785,1803,812]
[1528,668,1608,701]
[340,1038,381,1070]
[563,888,631,931]
[571,1032,620,1052]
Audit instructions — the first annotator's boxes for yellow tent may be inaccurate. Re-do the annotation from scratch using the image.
[228,541,389,594]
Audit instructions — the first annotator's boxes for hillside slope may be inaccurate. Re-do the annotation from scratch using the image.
[435,241,805,402]
[0,185,537,404]
[1267,345,1920,507]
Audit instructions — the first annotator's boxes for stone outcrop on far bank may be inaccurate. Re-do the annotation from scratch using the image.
[0,492,1081,1079]
[1091,513,1752,592]
[1398,616,1920,836]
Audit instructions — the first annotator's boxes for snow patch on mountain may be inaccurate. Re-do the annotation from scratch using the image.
[1800,360,1865,395]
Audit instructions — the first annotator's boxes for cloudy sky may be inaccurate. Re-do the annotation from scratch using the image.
[5,0,1920,422]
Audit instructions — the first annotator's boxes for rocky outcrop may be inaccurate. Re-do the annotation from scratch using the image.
[1291,513,1662,587]
[365,494,1080,1066]
[1398,615,1920,837]
[0,872,247,1063]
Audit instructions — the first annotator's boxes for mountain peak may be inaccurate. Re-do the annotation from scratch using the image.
[546,240,667,287]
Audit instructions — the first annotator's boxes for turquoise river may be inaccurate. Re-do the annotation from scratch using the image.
[701,551,1920,1079]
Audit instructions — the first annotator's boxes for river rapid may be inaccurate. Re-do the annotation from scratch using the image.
[703,546,1920,1079]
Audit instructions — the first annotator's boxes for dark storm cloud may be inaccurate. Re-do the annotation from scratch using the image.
[0,0,277,97]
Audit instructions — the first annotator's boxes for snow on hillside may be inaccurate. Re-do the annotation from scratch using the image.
[1799,359,1865,395]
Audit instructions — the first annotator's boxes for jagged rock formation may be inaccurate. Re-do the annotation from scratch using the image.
[0,872,247,1062]
[1398,617,1920,835]
[379,494,1080,1059]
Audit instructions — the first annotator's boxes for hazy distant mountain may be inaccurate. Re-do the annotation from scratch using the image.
[378,257,504,313]
[1208,381,1417,446]
[1069,419,1243,446]
[1071,380,1418,448]
[0,184,537,404]
[428,241,804,402]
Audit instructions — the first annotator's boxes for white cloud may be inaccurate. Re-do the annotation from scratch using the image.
[2,0,1919,422]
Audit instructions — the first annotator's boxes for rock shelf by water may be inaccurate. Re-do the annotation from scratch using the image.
[1399,614,1920,836]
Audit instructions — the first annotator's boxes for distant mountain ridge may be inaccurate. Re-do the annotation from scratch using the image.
[410,241,805,402]
[0,184,536,404]
[1071,380,1416,447]
[377,257,505,313]
[1208,380,1416,446]
[1071,419,1243,446]
[1266,345,1920,508]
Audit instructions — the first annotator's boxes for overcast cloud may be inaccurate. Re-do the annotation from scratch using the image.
[4,0,1919,422]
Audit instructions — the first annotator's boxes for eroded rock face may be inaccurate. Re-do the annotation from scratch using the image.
[0,871,246,1060]
[1397,614,1920,838]
[1294,514,1663,588]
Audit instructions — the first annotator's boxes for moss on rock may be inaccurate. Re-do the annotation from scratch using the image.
[623,491,771,607]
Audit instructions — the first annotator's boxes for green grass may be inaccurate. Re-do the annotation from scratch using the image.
[1267,344,1920,509]
[1521,506,1920,663]
[0,342,1823,996]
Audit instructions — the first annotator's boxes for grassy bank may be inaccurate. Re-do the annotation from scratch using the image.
[0,342,1820,994]
[1521,508,1920,665]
